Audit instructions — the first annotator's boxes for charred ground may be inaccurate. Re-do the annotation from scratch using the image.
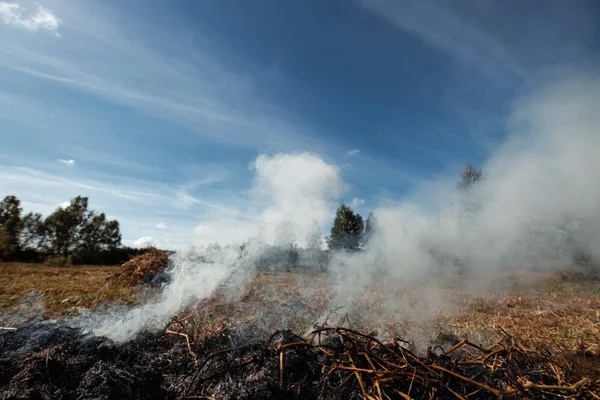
[1,261,600,399]
[1,320,599,399]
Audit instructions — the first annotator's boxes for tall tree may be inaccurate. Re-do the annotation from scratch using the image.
[20,212,47,250]
[78,213,122,259]
[274,220,295,248]
[44,196,121,258]
[44,196,91,257]
[328,204,364,250]
[0,196,23,260]
[306,220,327,270]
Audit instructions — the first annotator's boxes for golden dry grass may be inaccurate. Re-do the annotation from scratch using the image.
[438,279,600,354]
[112,249,168,286]
[181,273,600,356]
[2,262,599,357]
[0,262,138,321]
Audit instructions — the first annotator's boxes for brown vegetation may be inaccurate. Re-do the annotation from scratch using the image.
[0,262,136,322]
[439,278,600,354]
[170,273,600,358]
[111,248,169,286]
[2,262,599,359]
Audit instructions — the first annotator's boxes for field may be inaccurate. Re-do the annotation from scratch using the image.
[1,262,600,356]
[0,262,138,323]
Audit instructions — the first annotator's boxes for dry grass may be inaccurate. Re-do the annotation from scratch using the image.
[0,262,138,322]
[181,272,332,341]
[2,262,599,358]
[111,249,168,286]
[438,278,600,354]
[178,272,600,356]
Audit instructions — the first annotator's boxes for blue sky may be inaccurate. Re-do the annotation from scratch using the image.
[1,0,598,248]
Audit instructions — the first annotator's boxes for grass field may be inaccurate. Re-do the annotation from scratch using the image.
[0,262,137,322]
[1,262,599,356]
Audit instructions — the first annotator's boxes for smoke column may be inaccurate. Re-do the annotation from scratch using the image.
[83,71,600,343]
[325,72,600,332]
[82,153,347,342]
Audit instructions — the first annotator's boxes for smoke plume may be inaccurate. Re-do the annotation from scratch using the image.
[325,72,600,333]
[82,152,347,341]
[83,72,600,343]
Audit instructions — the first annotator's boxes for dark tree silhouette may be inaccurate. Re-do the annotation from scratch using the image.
[328,204,364,251]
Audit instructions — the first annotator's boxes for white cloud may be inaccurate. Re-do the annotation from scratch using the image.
[0,2,60,34]
[0,0,318,151]
[132,236,156,248]
[347,149,360,156]
[58,201,69,209]
[58,159,75,167]
[156,222,166,229]
[351,198,365,208]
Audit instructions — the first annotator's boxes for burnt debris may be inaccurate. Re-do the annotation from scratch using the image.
[1,322,598,399]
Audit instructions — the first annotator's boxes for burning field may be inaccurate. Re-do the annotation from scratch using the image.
[1,318,599,399]
[1,252,599,399]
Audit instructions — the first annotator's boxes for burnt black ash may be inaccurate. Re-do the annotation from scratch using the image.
[1,322,597,399]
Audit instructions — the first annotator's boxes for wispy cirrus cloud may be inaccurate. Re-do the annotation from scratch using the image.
[356,0,596,84]
[0,1,60,34]
[0,0,433,205]
[355,0,599,154]
[355,0,524,83]
[0,0,325,152]
[0,0,457,247]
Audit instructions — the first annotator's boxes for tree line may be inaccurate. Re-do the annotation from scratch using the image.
[0,164,486,267]
[0,195,149,265]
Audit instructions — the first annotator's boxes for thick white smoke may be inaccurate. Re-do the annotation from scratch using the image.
[85,72,600,343]
[194,152,347,247]
[83,152,347,341]
[325,72,600,332]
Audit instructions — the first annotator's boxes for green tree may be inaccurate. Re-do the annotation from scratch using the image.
[328,204,364,251]
[44,196,121,259]
[44,196,90,257]
[78,213,122,260]
[0,195,23,260]
[20,212,47,250]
